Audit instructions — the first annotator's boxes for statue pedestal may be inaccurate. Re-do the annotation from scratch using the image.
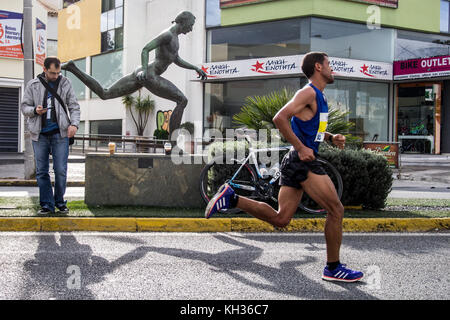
[85,153,204,208]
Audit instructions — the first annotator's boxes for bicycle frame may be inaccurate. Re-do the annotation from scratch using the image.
[227,144,291,192]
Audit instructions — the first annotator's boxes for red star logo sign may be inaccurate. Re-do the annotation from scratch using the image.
[252,60,265,72]
[360,64,375,77]
[201,66,209,74]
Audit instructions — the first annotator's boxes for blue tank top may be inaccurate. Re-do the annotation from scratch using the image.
[291,83,329,154]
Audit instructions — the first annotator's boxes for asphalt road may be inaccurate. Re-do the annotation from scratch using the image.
[0,232,447,300]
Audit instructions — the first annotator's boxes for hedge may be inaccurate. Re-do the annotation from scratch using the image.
[207,140,393,210]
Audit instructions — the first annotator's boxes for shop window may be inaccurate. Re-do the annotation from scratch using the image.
[324,80,389,142]
[62,58,86,100]
[207,18,309,62]
[89,119,122,147]
[90,50,123,99]
[73,121,85,146]
[101,0,124,52]
[47,39,57,57]
[206,0,221,28]
[204,77,303,133]
[398,85,439,154]
[311,18,394,63]
[396,30,450,60]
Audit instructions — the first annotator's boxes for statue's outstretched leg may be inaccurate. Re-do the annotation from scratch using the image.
[61,60,143,99]
[143,75,187,134]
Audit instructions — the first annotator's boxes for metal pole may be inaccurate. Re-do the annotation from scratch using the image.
[23,0,35,180]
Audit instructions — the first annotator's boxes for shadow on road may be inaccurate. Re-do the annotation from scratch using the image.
[122,234,378,300]
[21,234,149,300]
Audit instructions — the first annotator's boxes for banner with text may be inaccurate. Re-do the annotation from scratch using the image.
[394,55,450,80]
[0,10,24,59]
[220,0,278,8]
[35,18,46,66]
[199,55,392,81]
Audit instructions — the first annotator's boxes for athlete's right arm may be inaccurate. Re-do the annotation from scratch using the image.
[273,87,316,161]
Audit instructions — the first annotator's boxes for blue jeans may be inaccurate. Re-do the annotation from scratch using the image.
[32,132,69,211]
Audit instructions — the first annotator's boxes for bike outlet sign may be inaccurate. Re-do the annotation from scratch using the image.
[394,55,450,80]
[199,55,392,81]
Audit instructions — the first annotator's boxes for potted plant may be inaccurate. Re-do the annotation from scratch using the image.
[122,90,155,152]
[179,122,195,154]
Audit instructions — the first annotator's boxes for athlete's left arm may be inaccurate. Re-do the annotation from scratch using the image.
[325,132,345,149]
[174,56,207,80]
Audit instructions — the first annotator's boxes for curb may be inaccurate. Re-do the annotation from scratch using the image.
[0,217,448,232]
[0,180,84,187]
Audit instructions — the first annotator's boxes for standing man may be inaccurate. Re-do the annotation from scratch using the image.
[21,57,80,214]
[205,52,364,283]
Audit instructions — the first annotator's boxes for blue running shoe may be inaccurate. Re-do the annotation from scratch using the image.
[205,183,235,219]
[322,263,364,282]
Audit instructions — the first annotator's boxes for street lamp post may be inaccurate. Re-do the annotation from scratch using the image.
[23,0,35,179]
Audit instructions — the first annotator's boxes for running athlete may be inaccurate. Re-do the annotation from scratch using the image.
[205,52,364,283]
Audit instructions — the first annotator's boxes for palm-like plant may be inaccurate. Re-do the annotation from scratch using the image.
[233,88,360,145]
[122,90,155,136]
[233,88,294,131]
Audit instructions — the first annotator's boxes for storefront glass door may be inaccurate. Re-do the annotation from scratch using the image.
[397,83,442,154]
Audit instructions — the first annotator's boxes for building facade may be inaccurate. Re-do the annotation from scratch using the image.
[0,0,52,153]
[57,0,206,142]
[202,0,450,154]
[53,0,450,154]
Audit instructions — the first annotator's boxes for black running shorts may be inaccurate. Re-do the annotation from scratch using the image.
[279,149,327,189]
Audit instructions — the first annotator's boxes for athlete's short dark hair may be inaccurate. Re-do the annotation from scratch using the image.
[173,11,195,25]
[301,52,328,79]
[44,56,61,69]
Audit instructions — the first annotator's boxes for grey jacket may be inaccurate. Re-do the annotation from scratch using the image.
[21,74,81,141]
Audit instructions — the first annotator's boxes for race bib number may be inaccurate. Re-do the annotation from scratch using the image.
[315,113,328,142]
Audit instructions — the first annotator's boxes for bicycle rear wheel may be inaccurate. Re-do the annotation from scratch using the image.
[199,157,258,214]
[298,158,343,214]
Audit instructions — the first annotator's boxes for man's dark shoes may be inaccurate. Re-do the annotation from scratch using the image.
[37,207,54,215]
[57,205,70,214]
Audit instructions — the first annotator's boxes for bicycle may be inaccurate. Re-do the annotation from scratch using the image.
[199,136,343,214]
[399,139,426,153]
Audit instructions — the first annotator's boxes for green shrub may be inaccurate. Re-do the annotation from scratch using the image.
[179,122,195,135]
[318,144,393,209]
[206,140,393,210]
[153,129,169,140]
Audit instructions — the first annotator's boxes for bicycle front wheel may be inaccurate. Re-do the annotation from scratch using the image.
[298,158,343,214]
[199,157,258,214]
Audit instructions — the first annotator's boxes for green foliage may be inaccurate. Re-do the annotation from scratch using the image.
[179,122,195,135]
[232,88,361,146]
[319,145,393,209]
[153,129,169,140]
[233,88,294,131]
